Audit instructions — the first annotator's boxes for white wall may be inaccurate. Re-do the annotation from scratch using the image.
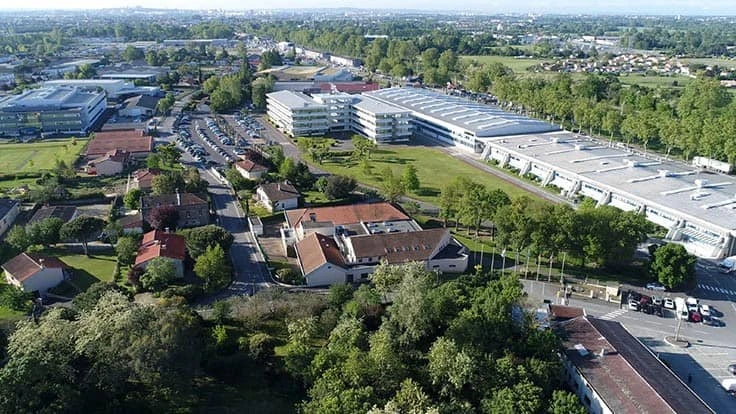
[564,360,612,414]
[271,197,299,212]
[93,160,124,176]
[306,263,346,287]
[0,202,19,237]
[14,268,65,293]
[237,165,265,180]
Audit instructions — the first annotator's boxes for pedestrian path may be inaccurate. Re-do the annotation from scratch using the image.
[697,284,736,296]
[599,308,628,320]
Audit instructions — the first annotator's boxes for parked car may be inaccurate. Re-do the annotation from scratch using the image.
[686,297,699,312]
[628,300,640,311]
[728,364,736,375]
[689,311,702,323]
[700,304,711,317]
[663,298,675,309]
[646,282,666,291]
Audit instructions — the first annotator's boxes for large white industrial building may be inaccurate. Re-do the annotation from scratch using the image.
[366,87,736,259]
[43,79,160,99]
[267,90,411,143]
[0,86,106,137]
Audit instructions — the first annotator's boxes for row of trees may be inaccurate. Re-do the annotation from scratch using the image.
[7,216,105,256]
[465,64,736,164]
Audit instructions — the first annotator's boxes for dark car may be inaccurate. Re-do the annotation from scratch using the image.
[729,364,736,375]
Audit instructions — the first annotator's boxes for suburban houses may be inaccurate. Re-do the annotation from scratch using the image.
[282,202,469,286]
[256,181,301,212]
[2,253,67,294]
[141,192,209,229]
[134,230,187,278]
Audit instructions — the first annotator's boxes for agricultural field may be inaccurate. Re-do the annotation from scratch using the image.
[0,138,87,174]
[317,144,546,205]
[680,57,736,69]
[461,55,548,73]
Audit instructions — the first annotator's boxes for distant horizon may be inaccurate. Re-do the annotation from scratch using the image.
[2,1,736,16]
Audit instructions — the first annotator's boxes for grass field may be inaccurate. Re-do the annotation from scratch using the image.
[0,139,88,174]
[680,57,736,69]
[43,247,117,295]
[461,55,548,73]
[618,73,692,89]
[318,145,544,205]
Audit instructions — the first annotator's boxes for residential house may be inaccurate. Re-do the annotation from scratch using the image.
[559,315,714,413]
[2,253,67,293]
[141,192,209,229]
[27,205,77,225]
[86,149,129,176]
[235,159,269,180]
[256,181,300,212]
[118,95,161,118]
[131,168,160,192]
[118,212,143,234]
[134,230,186,278]
[0,198,20,237]
[85,129,153,160]
[284,202,468,286]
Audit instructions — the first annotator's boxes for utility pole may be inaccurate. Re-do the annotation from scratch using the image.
[560,252,567,285]
[536,254,541,280]
[501,247,507,277]
[548,254,554,282]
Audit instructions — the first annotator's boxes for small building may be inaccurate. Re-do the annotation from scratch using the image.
[118,95,161,118]
[256,181,301,212]
[295,232,347,286]
[559,316,714,413]
[2,253,67,293]
[248,216,264,236]
[235,159,269,180]
[27,205,77,225]
[118,212,143,234]
[85,129,153,160]
[0,198,20,237]
[141,192,209,229]
[86,149,129,176]
[134,230,186,278]
[131,168,161,192]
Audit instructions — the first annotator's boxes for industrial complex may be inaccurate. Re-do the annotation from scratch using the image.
[267,86,736,259]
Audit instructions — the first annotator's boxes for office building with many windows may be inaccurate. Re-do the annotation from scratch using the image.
[0,87,106,137]
[266,90,329,137]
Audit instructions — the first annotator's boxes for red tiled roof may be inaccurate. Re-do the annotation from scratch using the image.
[88,149,129,166]
[549,305,585,321]
[286,202,408,228]
[135,230,186,265]
[133,168,160,189]
[236,159,268,173]
[348,228,448,264]
[86,129,152,157]
[295,232,345,275]
[1,253,65,283]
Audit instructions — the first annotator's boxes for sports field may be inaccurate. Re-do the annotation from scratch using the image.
[0,139,87,174]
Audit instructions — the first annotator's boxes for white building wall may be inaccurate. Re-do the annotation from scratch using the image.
[93,160,124,176]
[305,263,346,286]
[563,359,613,414]
[11,268,65,293]
[0,203,19,237]
[236,164,265,180]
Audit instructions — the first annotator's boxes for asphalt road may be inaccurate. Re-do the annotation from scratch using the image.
[522,276,736,413]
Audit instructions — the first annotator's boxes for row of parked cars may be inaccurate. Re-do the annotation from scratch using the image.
[196,122,234,164]
[236,114,263,138]
[627,289,722,326]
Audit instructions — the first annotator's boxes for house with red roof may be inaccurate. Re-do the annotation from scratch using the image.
[131,168,160,192]
[134,230,187,278]
[85,149,130,176]
[2,253,67,293]
[235,159,269,180]
[85,129,153,160]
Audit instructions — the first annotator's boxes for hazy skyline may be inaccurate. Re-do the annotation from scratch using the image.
[2,0,736,15]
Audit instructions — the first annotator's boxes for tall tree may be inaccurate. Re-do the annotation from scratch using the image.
[650,243,697,289]
[193,244,231,291]
[60,216,105,256]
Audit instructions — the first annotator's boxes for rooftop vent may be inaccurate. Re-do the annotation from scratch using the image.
[624,159,639,168]
[574,344,589,356]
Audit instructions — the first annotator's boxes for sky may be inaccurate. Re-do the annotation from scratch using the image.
[1,0,735,15]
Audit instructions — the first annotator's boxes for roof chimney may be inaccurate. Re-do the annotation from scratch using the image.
[599,348,606,361]
[38,258,45,268]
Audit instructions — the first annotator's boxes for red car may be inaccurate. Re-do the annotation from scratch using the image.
[689,311,702,323]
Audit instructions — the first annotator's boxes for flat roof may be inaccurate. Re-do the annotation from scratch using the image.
[352,96,409,115]
[490,132,736,233]
[365,87,560,137]
[266,90,326,110]
[0,87,103,112]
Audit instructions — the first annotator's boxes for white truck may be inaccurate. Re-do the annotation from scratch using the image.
[674,297,689,320]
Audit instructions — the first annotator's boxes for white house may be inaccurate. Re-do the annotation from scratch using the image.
[86,149,129,176]
[118,95,161,118]
[0,198,20,237]
[235,159,269,180]
[2,253,67,293]
[295,232,348,286]
[256,181,301,212]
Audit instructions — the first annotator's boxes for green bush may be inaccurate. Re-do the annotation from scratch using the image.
[160,284,204,302]
[276,267,304,285]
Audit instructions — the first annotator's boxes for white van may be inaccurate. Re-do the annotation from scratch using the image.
[675,298,689,320]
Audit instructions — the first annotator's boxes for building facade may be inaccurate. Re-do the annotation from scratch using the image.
[141,192,209,229]
[0,87,106,137]
[0,198,20,238]
[266,90,328,137]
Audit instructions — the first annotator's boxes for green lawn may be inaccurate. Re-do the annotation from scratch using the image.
[318,145,545,205]
[618,73,692,89]
[0,139,88,174]
[680,57,736,69]
[44,247,117,294]
[460,55,548,73]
